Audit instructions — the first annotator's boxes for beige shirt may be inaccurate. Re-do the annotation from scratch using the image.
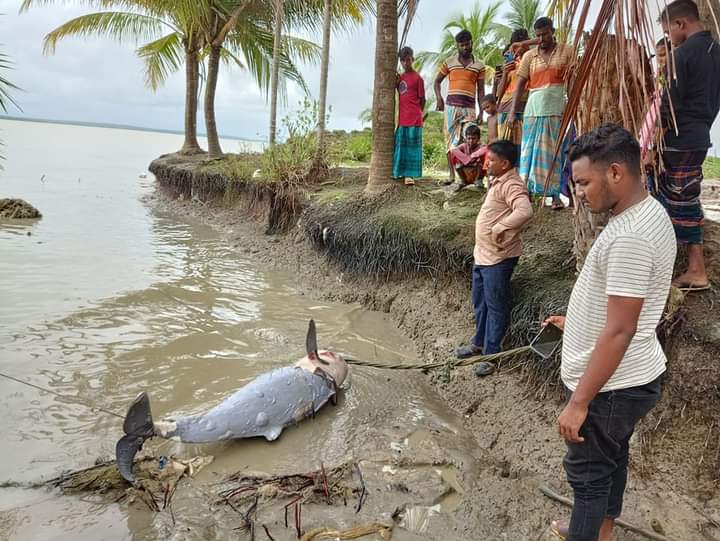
[473,169,533,266]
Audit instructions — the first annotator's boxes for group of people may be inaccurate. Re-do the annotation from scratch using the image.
[396,1,720,540]
[392,17,575,208]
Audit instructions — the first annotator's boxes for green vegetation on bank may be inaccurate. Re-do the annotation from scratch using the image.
[703,156,720,179]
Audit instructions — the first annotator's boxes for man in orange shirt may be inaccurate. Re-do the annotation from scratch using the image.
[434,29,485,187]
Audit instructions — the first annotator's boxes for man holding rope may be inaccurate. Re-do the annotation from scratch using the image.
[544,125,675,541]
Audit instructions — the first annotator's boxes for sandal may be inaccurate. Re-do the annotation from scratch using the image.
[673,282,710,292]
[550,520,568,540]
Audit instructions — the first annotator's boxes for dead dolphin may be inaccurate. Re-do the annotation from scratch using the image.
[116,320,349,482]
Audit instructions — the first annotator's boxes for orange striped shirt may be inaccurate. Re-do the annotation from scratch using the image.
[439,55,485,108]
[517,43,574,90]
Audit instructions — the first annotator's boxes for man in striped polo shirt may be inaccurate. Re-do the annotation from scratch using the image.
[434,29,485,187]
[544,124,676,541]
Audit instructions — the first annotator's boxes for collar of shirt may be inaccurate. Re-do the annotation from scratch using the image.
[489,168,518,187]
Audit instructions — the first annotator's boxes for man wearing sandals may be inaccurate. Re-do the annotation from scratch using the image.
[545,125,675,541]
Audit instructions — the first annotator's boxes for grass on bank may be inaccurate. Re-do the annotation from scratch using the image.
[703,156,720,179]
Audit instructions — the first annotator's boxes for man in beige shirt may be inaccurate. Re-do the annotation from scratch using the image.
[455,139,533,376]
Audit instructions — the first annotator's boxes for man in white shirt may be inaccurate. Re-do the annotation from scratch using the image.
[544,124,676,541]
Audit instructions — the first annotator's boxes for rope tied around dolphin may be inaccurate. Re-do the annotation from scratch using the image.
[344,345,531,371]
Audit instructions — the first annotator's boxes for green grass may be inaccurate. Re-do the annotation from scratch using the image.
[703,156,720,179]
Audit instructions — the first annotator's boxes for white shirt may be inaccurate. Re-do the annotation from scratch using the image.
[561,196,676,392]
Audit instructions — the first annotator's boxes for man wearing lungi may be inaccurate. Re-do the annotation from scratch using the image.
[434,29,485,187]
[657,0,720,291]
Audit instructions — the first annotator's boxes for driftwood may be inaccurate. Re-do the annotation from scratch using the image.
[539,485,672,541]
[300,523,394,541]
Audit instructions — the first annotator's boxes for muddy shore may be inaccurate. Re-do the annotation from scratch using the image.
[145,154,720,540]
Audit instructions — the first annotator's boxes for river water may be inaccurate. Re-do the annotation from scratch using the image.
[0,120,464,540]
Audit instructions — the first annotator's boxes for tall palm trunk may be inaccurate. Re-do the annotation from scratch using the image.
[204,44,223,157]
[316,0,332,159]
[180,43,203,155]
[269,0,285,146]
[366,0,397,192]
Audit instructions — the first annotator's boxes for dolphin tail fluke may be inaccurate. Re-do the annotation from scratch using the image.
[116,392,155,483]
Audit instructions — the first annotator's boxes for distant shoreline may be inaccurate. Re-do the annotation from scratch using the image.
[0,115,264,143]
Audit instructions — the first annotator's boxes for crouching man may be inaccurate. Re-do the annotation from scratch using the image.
[455,139,533,376]
[546,125,675,541]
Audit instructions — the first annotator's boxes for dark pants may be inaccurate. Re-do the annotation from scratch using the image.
[564,376,662,541]
[471,257,518,354]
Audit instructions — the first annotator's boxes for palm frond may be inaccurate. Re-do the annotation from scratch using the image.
[0,52,22,113]
[42,11,169,54]
[136,31,183,90]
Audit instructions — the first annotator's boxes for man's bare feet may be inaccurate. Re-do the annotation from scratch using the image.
[673,244,709,290]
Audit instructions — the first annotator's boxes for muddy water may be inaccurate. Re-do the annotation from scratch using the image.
[0,120,468,540]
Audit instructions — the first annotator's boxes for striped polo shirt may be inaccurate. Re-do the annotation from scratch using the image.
[439,55,485,108]
[516,43,574,90]
[561,196,676,392]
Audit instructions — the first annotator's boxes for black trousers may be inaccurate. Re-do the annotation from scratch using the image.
[563,376,662,541]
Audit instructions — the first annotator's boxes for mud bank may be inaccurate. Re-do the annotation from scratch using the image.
[148,153,720,540]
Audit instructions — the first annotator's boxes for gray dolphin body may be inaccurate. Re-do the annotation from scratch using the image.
[116,320,349,482]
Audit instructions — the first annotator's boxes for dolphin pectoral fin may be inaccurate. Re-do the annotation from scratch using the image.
[264,426,283,441]
[116,392,156,483]
[306,319,319,360]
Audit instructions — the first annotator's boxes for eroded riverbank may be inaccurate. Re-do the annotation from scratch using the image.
[146,153,720,540]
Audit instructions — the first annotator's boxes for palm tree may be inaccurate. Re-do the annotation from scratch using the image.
[0,48,21,164]
[366,0,398,191]
[21,0,208,154]
[415,1,505,82]
[22,0,318,157]
[316,0,333,161]
[495,0,545,43]
[268,0,285,146]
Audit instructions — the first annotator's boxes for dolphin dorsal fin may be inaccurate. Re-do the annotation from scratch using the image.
[306,319,319,360]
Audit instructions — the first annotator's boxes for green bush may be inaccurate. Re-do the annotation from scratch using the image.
[261,98,323,183]
[343,131,372,162]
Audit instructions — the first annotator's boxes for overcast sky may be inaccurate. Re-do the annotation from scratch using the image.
[2,1,718,151]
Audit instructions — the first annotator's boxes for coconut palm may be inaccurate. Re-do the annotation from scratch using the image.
[366,0,398,191]
[415,1,505,83]
[21,0,318,156]
[0,48,21,164]
[21,0,208,154]
[268,0,285,146]
[495,0,545,44]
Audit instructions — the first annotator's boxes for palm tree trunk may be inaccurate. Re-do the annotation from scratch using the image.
[269,0,285,146]
[180,45,203,155]
[316,0,332,159]
[366,0,397,192]
[204,44,223,158]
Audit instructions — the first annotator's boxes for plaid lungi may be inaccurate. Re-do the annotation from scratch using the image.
[444,105,476,151]
[392,126,423,179]
[653,149,707,244]
[519,115,569,197]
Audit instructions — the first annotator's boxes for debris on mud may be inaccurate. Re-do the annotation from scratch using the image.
[46,455,214,511]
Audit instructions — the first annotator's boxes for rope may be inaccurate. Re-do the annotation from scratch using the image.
[345,345,530,371]
[0,371,125,420]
